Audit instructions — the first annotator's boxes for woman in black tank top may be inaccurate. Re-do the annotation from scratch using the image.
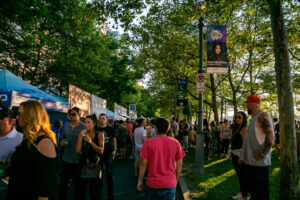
[231,111,248,200]
[76,114,104,200]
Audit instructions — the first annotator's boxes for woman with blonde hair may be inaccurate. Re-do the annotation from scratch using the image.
[6,100,58,200]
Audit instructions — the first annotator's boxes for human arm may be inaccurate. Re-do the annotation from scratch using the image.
[142,129,147,143]
[36,138,58,199]
[97,132,105,154]
[254,113,275,160]
[240,127,247,140]
[112,137,117,159]
[84,132,105,154]
[60,128,66,147]
[137,158,148,191]
[175,159,183,182]
[75,129,86,153]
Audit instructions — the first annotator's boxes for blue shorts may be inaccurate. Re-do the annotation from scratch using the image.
[147,187,176,200]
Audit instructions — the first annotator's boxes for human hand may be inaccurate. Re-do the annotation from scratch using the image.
[78,129,87,138]
[83,135,92,144]
[137,180,143,191]
[253,152,264,160]
[112,150,116,160]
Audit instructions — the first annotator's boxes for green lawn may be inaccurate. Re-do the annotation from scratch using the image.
[182,150,300,200]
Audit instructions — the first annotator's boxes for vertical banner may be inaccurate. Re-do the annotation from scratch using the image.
[114,103,127,117]
[177,79,188,106]
[196,73,205,94]
[91,95,107,117]
[207,25,227,74]
[68,84,91,117]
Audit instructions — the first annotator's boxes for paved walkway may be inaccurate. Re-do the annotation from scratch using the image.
[67,158,147,200]
[102,158,146,200]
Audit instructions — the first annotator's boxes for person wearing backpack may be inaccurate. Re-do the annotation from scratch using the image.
[220,119,231,157]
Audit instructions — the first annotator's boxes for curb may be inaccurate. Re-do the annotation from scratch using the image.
[176,176,190,200]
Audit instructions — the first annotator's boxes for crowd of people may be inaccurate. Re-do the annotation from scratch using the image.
[0,95,299,200]
[0,99,185,200]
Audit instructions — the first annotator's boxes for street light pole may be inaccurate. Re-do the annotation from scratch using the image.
[174,79,177,118]
[193,17,205,174]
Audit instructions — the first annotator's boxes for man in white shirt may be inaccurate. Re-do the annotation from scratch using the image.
[133,118,147,176]
[0,106,23,199]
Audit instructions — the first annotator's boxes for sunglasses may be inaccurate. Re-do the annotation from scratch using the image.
[70,113,77,117]
[236,116,242,119]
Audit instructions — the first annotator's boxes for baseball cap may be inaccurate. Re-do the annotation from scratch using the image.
[245,95,260,104]
[0,106,14,119]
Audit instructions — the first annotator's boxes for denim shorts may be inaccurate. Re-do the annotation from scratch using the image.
[147,187,176,200]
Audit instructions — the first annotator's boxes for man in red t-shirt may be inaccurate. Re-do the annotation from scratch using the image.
[137,118,185,200]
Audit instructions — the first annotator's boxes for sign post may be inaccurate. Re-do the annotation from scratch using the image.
[193,18,205,174]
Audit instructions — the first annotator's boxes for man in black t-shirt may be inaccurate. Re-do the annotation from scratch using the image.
[98,113,116,200]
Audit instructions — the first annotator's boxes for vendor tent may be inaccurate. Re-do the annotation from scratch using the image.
[106,109,115,119]
[0,69,69,113]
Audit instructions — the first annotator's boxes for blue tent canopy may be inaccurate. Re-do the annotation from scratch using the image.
[106,109,115,119]
[0,69,69,113]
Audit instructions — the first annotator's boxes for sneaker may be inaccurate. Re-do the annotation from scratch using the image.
[232,192,242,200]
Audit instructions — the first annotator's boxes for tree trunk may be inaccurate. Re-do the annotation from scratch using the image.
[210,74,219,124]
[232,91,238,118]
[220,97,224,121]
[268,1,299,199]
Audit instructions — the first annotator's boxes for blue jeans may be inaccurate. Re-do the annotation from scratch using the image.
[147,187,176,200]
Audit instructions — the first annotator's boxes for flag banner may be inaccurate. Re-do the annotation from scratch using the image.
[91,95,107,116]
[69,84,91,117]
[114,103,127,117]
[196,73,205,94]
[177,79,188,106]
[207,25,228,74]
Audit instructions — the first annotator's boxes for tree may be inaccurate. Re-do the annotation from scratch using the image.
[268,0,299,199]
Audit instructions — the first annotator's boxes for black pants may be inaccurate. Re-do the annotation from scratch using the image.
[126,136,133,157]
[220,139,230,154]
[245,164,270,200]
[59,161,81,200]
[232,155,248,197]
[102,154,114,199]
[79,178,102,200]
[204,137,210,159]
